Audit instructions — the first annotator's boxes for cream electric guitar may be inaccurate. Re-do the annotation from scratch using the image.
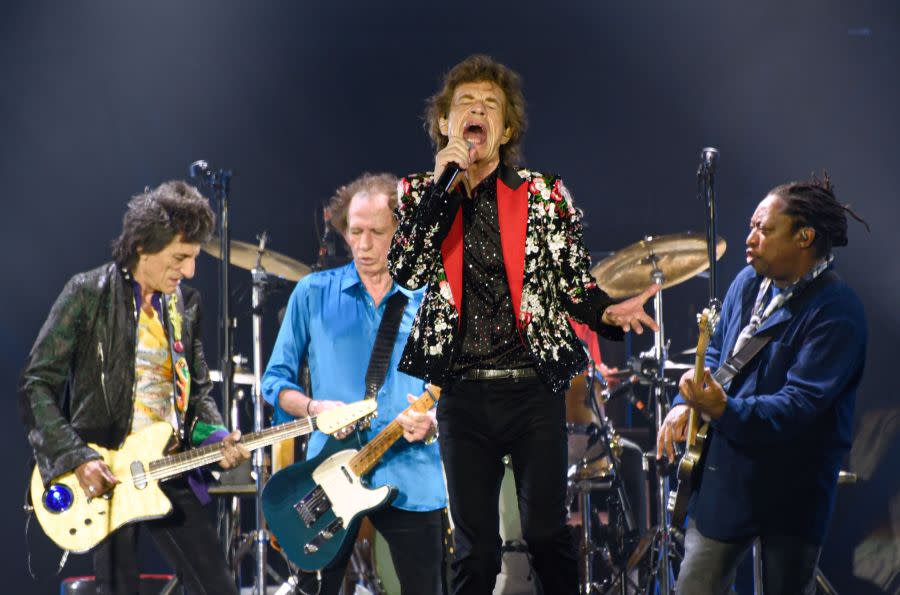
[30,400,377,553]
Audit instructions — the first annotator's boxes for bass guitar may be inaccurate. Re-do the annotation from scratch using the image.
[667,307,717,529]
[262,384,441,571]
[31,400,377,552]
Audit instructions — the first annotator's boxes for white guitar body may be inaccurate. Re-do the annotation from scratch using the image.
[312,449,393,525]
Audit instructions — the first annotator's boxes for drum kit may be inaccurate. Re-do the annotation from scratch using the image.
[557,231,727,595]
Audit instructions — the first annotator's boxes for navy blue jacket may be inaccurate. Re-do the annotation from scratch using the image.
[687,264,866,544]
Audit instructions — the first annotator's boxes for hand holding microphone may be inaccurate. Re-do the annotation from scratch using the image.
[433,138,476,197]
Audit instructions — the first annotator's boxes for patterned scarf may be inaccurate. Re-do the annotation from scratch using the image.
[731,255,833,357]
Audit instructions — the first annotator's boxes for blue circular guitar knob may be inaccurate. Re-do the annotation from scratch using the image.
[43,484,74,514]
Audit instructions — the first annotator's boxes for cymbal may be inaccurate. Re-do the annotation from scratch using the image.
[202,237,311,282]
[591,232,726,298]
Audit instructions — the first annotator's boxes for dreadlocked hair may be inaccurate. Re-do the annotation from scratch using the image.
[770,171,870,258]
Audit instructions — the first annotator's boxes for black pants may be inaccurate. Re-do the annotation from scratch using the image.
[311,506,446,595]
[438,377,577,595]
[93,479,237,595]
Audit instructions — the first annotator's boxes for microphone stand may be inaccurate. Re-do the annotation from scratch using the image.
[697,147,721,312]
[189,160,238,570]
[251,233,269,595]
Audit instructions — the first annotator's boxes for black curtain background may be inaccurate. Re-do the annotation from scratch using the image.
[2,2,898,593]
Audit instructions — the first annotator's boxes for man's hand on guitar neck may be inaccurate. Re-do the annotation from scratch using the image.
[397,394,438,443]
[679,368,727,421]
[309,399,359,440]
[75,459,120,498]
[220,431,251,470]
[656,404,690,464]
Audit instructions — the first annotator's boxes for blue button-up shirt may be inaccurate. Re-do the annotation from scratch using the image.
[262,262,446,512]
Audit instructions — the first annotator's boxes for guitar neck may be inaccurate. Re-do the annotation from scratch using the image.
[149,417,317,481]
[348,387,440,477]
[686,315,710,447]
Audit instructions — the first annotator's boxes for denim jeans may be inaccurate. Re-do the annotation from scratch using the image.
[676,520,820,595]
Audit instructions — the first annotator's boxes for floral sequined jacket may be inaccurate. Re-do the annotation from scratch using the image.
[19,263,224,485]
[388,162,623,393]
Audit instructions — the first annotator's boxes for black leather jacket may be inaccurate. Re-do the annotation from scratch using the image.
[19,263,223,485]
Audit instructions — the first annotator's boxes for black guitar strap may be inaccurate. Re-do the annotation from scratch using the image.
[712,334,772,389]
[363,291,409,400]
[713,269,839,388]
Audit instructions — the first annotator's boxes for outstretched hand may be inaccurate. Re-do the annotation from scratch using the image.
[601,284,661,334]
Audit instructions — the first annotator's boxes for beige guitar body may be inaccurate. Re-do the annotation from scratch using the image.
[30,422,176,553]
[30,399,377,553]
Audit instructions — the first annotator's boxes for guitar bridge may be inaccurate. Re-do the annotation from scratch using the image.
[294,485,332,528]
[666,490,677,514]
[303,517,344,555]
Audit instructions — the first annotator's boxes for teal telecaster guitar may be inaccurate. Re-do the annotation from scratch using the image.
[262,385,440,571]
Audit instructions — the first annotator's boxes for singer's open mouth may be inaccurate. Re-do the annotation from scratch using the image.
[463,123,486,145]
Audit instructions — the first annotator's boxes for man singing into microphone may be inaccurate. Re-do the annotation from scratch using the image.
[388,54,659,594]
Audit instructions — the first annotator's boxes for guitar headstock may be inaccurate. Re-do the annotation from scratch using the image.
[315,399,378,434]
[693,305,720,382]
[695,305,720,355]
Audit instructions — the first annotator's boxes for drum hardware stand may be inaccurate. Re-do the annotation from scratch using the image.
[212,233,290,594]
[628,250,679,595]
[226,233,283,595]
[568,365,641,594]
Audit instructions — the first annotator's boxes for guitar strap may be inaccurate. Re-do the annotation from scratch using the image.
[712,269,839,389]
[712,334,772,390]
[162,287,188,443]
[363,290,409,400]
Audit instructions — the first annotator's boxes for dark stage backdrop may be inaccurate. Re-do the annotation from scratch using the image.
[2,2,898,593]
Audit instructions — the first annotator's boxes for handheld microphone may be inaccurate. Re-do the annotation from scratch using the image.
[433,141,474,196]
[434,163,463,196]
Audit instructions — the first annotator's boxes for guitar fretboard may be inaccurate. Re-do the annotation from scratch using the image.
[348,386,441,477]
[147,417,317,481]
